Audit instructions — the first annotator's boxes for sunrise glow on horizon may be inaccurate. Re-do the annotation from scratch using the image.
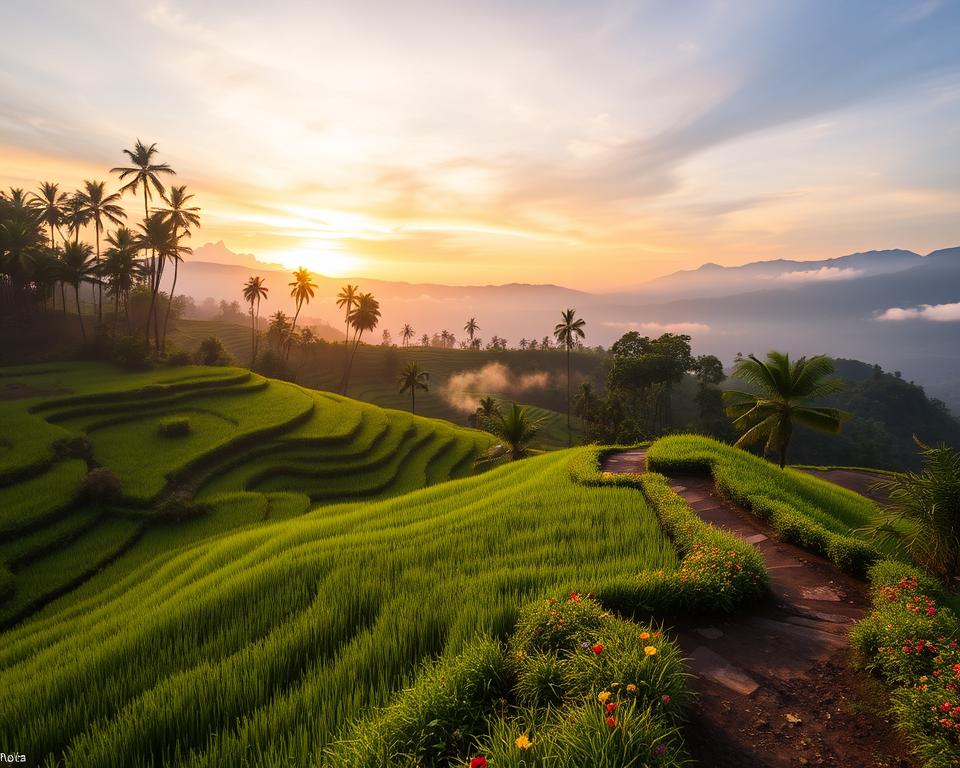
[2,1,959,289]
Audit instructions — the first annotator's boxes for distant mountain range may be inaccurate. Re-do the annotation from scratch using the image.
[172,243,960,412]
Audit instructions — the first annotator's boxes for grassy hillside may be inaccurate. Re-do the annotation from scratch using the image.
[0,448,679,767]
[0,361,492,627]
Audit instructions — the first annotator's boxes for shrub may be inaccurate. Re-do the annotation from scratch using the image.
[113,335,151,371]
[80,467,122,503]
[157,417,191,438]
[155,491,210,522]
[253,349,292,379]
[166,350,193,367]
[196,337,232,366]
[851,561,960,767]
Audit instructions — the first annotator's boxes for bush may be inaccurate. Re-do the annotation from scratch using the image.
[166,350,193,367]
[155,491,210,522]
[196,337,232,366]
[851,561,960,767]
[157,417,191,438]
[80,467,122,503]
[113,335,151,371]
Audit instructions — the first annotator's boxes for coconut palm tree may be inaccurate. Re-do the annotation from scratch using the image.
[61,242,96,340]
[101,227,143,327]
[464,317,479,343]
[154,185,200,351]
[336,284,359,344]
[138,212,187,345]
[866,439,960,584]
[112,140,175,335]
[63,193,90,245]
[397,361,429,414]
[723,352,848,468]
[77,180,126,321]
[287,267,317,358]
[401,323,415,347]
[342,292,381,393]
[30,182,67,250]
[553,308,587,438]
[242,276,269,365]
[489,403,542,460]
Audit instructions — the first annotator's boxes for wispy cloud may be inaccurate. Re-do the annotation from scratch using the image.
[779,267,864,282]
[875,302,960,321]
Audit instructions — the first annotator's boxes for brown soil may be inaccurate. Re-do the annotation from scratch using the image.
[802,468,890,504]
[601,450,913,768]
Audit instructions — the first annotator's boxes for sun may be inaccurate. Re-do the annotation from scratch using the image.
[268,243,363,278]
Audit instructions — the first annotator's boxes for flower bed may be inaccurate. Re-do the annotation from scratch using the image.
[851,560,960,768]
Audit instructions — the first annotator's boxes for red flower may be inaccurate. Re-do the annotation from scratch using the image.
[606,702,618,714]
[606,716,618,728]
[569,592,581,602]
[470,758,488,768]
[592,644,604,655]
[661,694,672,704]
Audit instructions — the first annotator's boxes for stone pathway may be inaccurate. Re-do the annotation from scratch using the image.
[602,449,910,768]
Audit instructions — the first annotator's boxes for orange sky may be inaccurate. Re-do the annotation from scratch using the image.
[2,2,958,290]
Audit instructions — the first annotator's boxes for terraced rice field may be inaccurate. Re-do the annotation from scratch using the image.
[0,361,493,628]
[0,444,678,767]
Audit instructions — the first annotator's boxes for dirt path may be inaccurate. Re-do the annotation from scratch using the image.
[602,450,911,768]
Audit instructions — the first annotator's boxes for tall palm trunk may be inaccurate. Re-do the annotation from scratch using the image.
[287,300,303,361]
[411,387,416,415]
[74,284,86,341]
[161,247,178,352]
[249,299,257,366]
[142,188,157,344]
[565,344,572,445]
[95,220,102,323]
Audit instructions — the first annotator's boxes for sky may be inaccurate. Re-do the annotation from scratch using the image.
[1,0,959,290]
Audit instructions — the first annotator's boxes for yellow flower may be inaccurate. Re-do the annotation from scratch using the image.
[626,683,637,694]
[597,690,611,704]
[515,734,532,750]
[644,646,658,656]
[639,631,650,640]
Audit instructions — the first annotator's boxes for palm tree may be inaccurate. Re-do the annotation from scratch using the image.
[77,180,126,321]
[464,317,479,343]
[397,361,430,414]
[155,185,200,350]
[30,182,67,250]
[401,323,415,347]
[242,276,269,365]
[553,308,587,438]
[420,333,430,347]
[342,292,381,393]
[866,439,960,584]
[336,284,359,344]
[102,227,142,326]
[489,403,542,460]
[61,242,96,339]
[112,140,175,338]
[287,267,317,357]
[63,193,90,245]
[723,352,848,468]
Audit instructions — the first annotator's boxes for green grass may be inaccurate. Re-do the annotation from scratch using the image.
[646,434,892,574]
[0,459,88,535]
[0,448,679,767]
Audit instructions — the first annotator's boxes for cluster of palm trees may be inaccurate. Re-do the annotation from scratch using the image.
[0,140,199,351]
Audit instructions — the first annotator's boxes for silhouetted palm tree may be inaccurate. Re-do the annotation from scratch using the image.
[78,180,126,321]
[401,323,415,347]
[30,182,67,250]
[112,140,175,338]
[553,308,586,439]
[61,242,96,339]
[138,213,186,345]
[397,361,429,414]
[464,317,479,343]
[242,276,269,365]
[724,351,848,468]
[287,267,317,358]
[63,193,90,245]
[102,227,142,326]
[342,292,381,393]
[155,185,200,350]
[336,284,359,344]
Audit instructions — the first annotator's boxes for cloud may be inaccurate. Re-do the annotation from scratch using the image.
[875,302,960,321]
[602,321,710,334]
[778,266,864,282]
